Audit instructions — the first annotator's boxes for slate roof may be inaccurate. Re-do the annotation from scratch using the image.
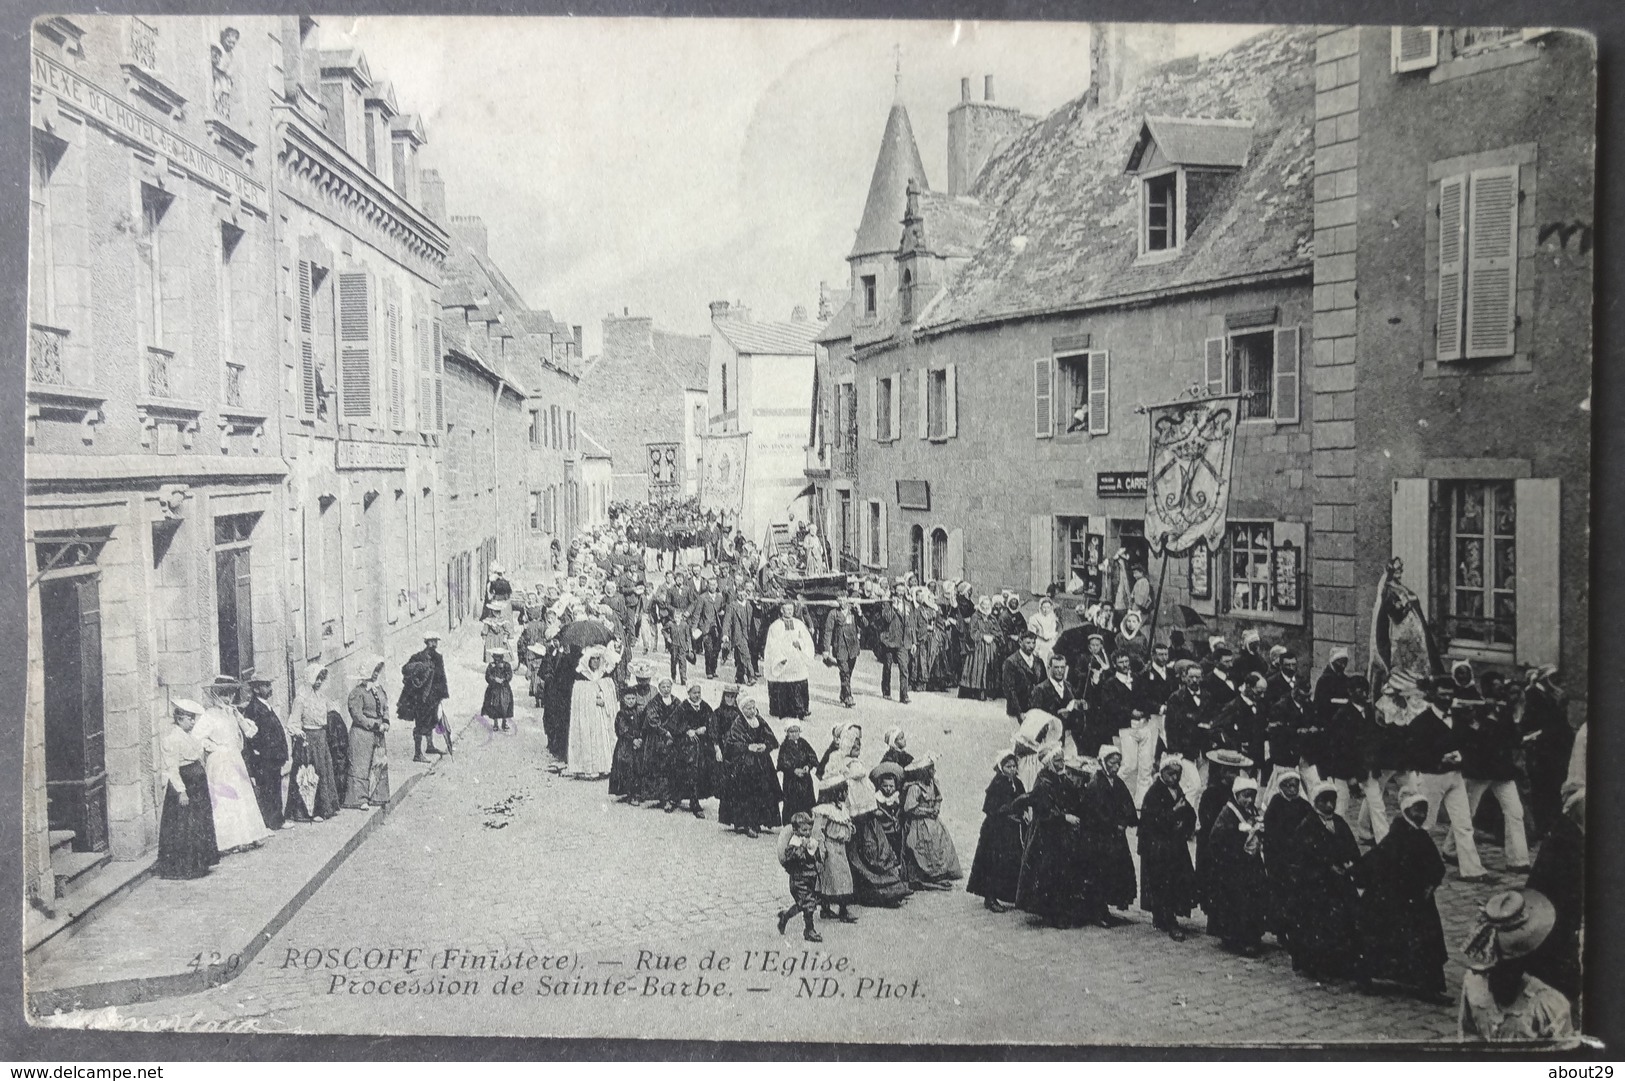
[579,430,613,461]
[914,191,995,258]
[815,299,855,345]
[920,26,1315,333]
[714,318,819,357]
[1128,116,1256,171]
[850,102,930,259]
[653,330,711,391]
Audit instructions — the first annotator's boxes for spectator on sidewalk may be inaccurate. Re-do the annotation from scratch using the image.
[1460,889,1573,1041]
[156,698,220,880]
[482,647,515,734]
[399,634,450,762]
[242,676,290,831]
[342,655,391,810]
[287,663,341,823]
[195,676,271,854]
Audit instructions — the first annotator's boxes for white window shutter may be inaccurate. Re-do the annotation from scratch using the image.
[1513,478,1560,667]
[1033,357,1054,438]
[868,375,879,441]
[337,271,373,419]
[1436,173,1467,362]
[917,368,929,439]
[1029,515,1053,593]
[1391,26,1439,72]
[1273,326,1301,423]
[387,303,403,429]
[417,317,433,432]
[1088,350,1110,434]
[1205,337,1228,397]
[946,527,965,580]
[298,260,316,417]
[432,319,444,430]
[878,500,889,568]
[1390,478,1432,618]
[888,371,901,442]
[945,363,958,438]
[1464,165,1519,359]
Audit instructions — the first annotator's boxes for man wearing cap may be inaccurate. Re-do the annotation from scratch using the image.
[1000,628,1047,720]
[1459,889,1573,1040]
[242,676,291,830]
[1449,661,1531,873]
[1400,678,1489,881]
[399,633,451,762]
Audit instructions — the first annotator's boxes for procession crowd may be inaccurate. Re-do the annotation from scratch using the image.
[150,518,1586,1042]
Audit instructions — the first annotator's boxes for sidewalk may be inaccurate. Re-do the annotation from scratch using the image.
[25,635,496,1017]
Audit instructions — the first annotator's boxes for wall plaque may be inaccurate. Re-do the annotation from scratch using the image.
[1096,470,1148,497]
[895,479,930,511]
[336,439,408,471]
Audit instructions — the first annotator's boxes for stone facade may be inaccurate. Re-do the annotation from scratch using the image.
[1309,27,1593,694]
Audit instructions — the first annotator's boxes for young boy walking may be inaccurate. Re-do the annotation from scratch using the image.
[776,811,824,942]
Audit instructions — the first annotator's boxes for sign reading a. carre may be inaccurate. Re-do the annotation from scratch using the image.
[1096,471,1148,498]
[336,440,408,471]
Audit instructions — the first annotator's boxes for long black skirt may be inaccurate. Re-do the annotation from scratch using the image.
[286,730,341,821]
[767,680,810,720]
[249,765,285,830]
[157,761,220,880]
[966,814,1024,903]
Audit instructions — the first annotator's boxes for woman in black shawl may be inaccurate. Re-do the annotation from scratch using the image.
[719,697,781,836]
[849,762,910,906]
[1139,755,1198,939]
[608,688,644,802]
[1262,769,1312,950]
[324,704,351,809]
[1357,788,1448,1000]
[777,720,819,823]
[1195,750,1250,911]
[1286,781,1365,981]
[1205,775,1270,956]
[663,683,715,816]
[1079,745,1138,927]
[967,750,1026,911]
[1014,749,1089,928]
[482,648,515,731]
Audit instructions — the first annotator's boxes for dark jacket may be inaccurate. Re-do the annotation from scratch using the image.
[1140,663,1176,713]
[1453,691,1519,782]
[823,609,864,662]
[1029,678,1088,748]
[1001,650,1047,718]
[876,603,914,650]
[1213,694,1266,765]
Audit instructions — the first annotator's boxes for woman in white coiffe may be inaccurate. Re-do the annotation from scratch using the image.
[194,675,273,852]
[567,643,619,779]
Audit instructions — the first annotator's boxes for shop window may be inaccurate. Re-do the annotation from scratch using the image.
[1059,516,1102,598]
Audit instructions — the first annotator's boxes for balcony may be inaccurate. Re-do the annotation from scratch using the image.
[29,324,68,386]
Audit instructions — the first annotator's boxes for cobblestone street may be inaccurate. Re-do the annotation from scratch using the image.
[52,637,1521,1046]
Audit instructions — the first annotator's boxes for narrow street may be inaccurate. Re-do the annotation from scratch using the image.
[56,630,1507,1044]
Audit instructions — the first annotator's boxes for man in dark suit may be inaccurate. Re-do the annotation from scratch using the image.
[693,578,725,679]
[1001,628,1047,719]
[1142,642,1176,712]
[822,596,864,708]
[875,592,913,704]
[1202,646,1240,710]
[1213,672,1268,773]
[1029,653,1087,752]
[1162,662,1208,803]
[720,588,756,685]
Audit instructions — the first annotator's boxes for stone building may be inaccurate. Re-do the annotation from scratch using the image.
[1306,27,1593,691]
[840,28,1318,651]
[579,430,615,531]
[274,32,448,719]
[578,310,708,502]
[24,14,288,912]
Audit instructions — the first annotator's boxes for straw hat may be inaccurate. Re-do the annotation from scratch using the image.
[1205,748,1254,769]
[1462,890,1557,971]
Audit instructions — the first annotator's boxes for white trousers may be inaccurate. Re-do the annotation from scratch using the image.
[1440,778,1529,868]
[1358,770,1402,844]
[1117,718,1162,806]
[1419,770,1485,878]
[1176,756,1203,807]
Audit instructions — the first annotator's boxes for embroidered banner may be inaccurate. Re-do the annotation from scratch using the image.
[699,432,749,516]
[1143,395,1241,556]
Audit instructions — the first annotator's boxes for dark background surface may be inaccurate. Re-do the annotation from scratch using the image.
[0,0,1619,1060]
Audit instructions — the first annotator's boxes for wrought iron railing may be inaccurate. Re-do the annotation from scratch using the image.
[29,324,67,385]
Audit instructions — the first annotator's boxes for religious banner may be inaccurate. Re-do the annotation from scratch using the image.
[699,431,748,516]
[1143,395,1241,555]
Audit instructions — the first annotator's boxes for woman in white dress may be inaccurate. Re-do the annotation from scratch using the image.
[1028,597,1060,663]
[194,675,273,852]
[566,644,618,779]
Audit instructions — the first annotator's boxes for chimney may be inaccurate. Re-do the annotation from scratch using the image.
[419,168,446,222]
[602,312,653,355]
[791,304,808,322]
[449,215,488,259]
[960,77,971,103]
[709,300,731,321]
[984,74,995,102]
[623,307,629,316]
[947,74,1034,195]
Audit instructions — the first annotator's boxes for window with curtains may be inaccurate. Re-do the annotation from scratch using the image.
[876,376,895,441]
[214,513,258,679]
[1440,480,1517,650]
[909,524,925,580]
[930,528,948,580]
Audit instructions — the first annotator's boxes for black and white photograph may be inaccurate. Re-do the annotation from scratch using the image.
[14,11,1599,1050]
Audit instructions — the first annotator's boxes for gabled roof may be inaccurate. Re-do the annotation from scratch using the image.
[850,102,930,260]
[1125,116,1255,173]
[318,48,372,87]
[814,299,855,345]
[921,26,1314,333]
[713,318,819,357]
[579,430,613,462]
[364,79,399,115]
[654,330,711,391]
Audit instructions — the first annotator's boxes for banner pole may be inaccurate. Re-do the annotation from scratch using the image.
[1147,532,1172,648]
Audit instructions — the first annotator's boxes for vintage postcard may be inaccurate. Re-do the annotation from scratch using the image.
[20,14,1594,1046]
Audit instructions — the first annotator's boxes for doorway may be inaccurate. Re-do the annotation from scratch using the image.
[40,573,108,853]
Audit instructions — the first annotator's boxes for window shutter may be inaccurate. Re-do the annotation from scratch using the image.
[432,319,444,430]
[878,500,889,568]
[944,363,958,438]
[298,260,316,416]
[337,271,373,419]
[868,375,879,441]
[1390,478,1432,618]
[417,317,433,431]
[946,527,965,580]
[1033,357,1054,438]
[1273,326,1301,423]
[1513,478,1560,667]
[1029,515,1054,593]
[1436,173,1467,362]
[1391,27,1439,72]
[917,368,929,439]
[1204,337,1228,397]
[1087,350,1110,434]
[387,303,402,429]
[888,371,901,442]
[1464,165,1519,359]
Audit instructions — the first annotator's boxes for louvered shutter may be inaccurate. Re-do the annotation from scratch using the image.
[944,363,958,438]
[1029,515,1053,593]
[877,501,889,568]
[1464,166,1519,359]
[417,317,433,431]
[1205,337,1228,397]
[1391,478,1432,618]
[869,375,879,440]
[1436,174,1467,362]
[888,371,901,442]
[432,319,444,430]
[337,272,372,419]
[917,368,929,439]
[387,303,402,429]
[1087,350,1110,434]
[1273,326,1301,423]
[1391,27,1439,72]
[298,261,316,416]
[1033,357,1054,438]
[1513,478,1560,667]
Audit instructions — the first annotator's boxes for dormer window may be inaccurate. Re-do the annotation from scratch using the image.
[1143,171,1179,253]
[861,274,878,318]
[1126,116,1253,260]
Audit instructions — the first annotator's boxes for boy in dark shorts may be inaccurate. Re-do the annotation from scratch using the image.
[776,811,824,942]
